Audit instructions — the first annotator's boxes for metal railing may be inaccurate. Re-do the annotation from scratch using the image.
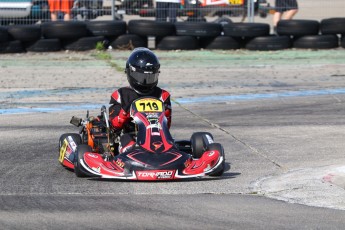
[0,0,344,25]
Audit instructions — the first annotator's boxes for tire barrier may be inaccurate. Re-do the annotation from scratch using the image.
[292,35,339,49]
[8,25,42,42]
[199,36,241,50]
[110,34,147,49]
[41,21,89,40]
[25,39,62,52]
[157,36,199,50]
[0,18,344,53]
[63,36,106,51]
[175,22,222,37]
[245,35,292,51]
[276,20,320,37]
[320,18,345,35]
[128,20,175,37]
[86,21,127,37]
[223,23,270,37]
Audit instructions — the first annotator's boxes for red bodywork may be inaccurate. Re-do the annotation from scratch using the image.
[59,97,224,180]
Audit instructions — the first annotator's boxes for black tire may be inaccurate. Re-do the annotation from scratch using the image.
[41,21,88,40]
[157,36,199,50]
[59,133,82,151]
[199,36,240,50]
[277,20,319,36]
[58,133,82,166]
[190,132,214,159]
[293,35,339,49]
[245,35,292,51]
[74,144,93,177]
[175,22,222,37]
[0,40,25,53]
[223,23,270,37]
[207,143,225,177]
[0,26,9,42]
[128,20,175,37]
[7,25,42,42]
[25,38,62,52]
[320,18,345,35]
[63,36,105,51]
[341,36,345,49]
[111,34,147,50]
[213,16,233,27]
[86,20,127,37]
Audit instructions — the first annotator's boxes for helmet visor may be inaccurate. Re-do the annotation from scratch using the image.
[130,71,159,85]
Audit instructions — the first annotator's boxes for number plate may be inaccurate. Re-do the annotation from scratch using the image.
[59,139,68,163]
[229,0,243,4]
[135,98,163,112]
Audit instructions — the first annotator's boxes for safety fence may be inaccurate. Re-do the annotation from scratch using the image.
[0,0,344,25]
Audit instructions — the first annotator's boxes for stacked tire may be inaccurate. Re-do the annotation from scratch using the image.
[0,21,129,53]
[117,20,176,50]
[276,19,341,49]
[41,21,126,51]
[0,26,29,53]
[320,18,345,49]
[223,22,292,51]
[0,18,344,53]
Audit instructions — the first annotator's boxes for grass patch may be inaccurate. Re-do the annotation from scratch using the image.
[95,41,105,51]
[94,51,111,60]
[92,50,124,72]
[109,61,123,72]
[92,41,125,72]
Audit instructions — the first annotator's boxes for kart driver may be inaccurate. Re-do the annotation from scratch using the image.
[109,47,172,154]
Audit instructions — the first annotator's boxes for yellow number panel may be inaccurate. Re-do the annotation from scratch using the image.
[135,98,163,112]
[229,0,243,4]
[59,139,68,163]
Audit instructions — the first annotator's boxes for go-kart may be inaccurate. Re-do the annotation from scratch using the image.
[58,96,225,180]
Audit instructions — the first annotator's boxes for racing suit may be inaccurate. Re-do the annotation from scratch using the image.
[109,86,172,153]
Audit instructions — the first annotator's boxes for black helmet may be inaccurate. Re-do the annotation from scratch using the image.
[125,47,160,95]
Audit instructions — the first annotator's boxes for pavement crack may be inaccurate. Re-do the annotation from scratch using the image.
[173,98,285,170]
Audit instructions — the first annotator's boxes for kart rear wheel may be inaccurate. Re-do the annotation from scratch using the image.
[58,133,82,152]
[190,132,214,159]
[207,143,225,177]
[74,144,93,177]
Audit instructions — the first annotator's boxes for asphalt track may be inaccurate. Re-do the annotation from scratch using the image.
[1,50,345,229]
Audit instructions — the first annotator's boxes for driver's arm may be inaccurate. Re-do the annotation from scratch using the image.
[161,90,172,129]
[109,91,130,130]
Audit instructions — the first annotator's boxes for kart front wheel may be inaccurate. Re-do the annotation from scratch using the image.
[74,144,92,178]
[207,143,225,177]
[58,133,81,152]
[190,132,214,158]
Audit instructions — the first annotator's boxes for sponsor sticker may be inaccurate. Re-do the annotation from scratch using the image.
[136,170,174,180]
[152,141,163,150]
[88,153,99,158]
[208,150,215,157]
[205,135,214,144]
[67,136,78,151]
[115,158,125,168]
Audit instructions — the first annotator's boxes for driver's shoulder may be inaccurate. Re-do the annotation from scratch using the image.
[155,87,171,101]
